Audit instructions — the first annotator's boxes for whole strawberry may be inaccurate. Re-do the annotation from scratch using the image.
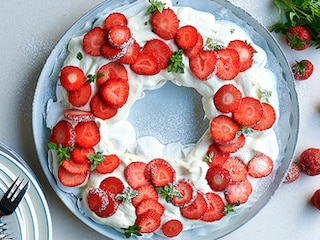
[311,189,320,210]
[286,26,312,50]
[298,148,320,176]
[283,162,300,184]
[291,60,314,80]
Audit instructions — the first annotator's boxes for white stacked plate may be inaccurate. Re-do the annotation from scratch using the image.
[0,143,52,240]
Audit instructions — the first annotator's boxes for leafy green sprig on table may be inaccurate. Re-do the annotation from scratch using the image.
[269,0,320,48]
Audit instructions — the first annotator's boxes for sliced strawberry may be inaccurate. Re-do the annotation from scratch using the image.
[213,84,242,113]
[50,120,76,147]
[180,191,208,220]
[99,176,125,195]
[136,198,165,217]
[144,158,168,183]
[119,39,140,65]
[57,165,87,187]
[233,97,263,126]
[130,50,161,75]
[60,65,86,91]
[151,162,175,187]
[108,25,132,48]
[90,94,118,120]
[201,192,225,222]
[82,27,107,57]
[189,50,217,80]
[100,41,127,61]
[209,115,241,144]
[103,12,128,31]
[184,32,203,58]
[227,40,254,72]
[95,154,121,174]
[64,109,95,123]
[206,165,231,191]
[161,219,183,238]
[216,134,246,154]
[205,144,230,167]
[75,121,100,148]
[225,179,252,204]
[61,157,90,174]
[150,8,179,40]
[215,48,240,80]
[283,162,300,184]
[135,210,161,233]
[143,39,173,69]
[100,78,129,109]
[132,184,158,207]
[172,178,197,207]
[125,161,149,189]
[96,62,128,86]
[87,188,109,212]
[247,154,273,178]
[252,102,276,131]
[95,191,119,217]
[175,25,198,49]
[68,83,92,107]
[222,157,248,183]
[70,145,95,164]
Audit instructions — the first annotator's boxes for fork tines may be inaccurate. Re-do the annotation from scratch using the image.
[4,177,29,202]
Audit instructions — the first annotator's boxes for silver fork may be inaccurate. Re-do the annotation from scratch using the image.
[0,177,29,218]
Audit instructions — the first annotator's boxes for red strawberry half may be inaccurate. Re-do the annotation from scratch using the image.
[99,176,125,195]
[125,161,149,189]
[184,32,203,58]
[50,120,76,147]
[206,165,231,191]
[70,145,95,164]
[75,121,101,148]
[130,50,161,75]
[172,178,197,207]
[283,162,300,184]
[247,154,273,178]
[210,115,241,144]
[252,102,276,131]
[150,8,179,40]
[119,39,140,65]
[58,165,87,187]
[205,144,230,167]
[222,157,248,183]
[132,184,158,207]
[108,25,132,48]
[189,50,217,80]
[180,191,208,220]
[136,198,165,217]
[175,25,198,50]
[216,133,246,154]
[150,162,175,187]
[61,157,90,175]
[215,48,240,80]
[213,84,242,113]
[96,62,128,86]
[60,65,86,91]
[201,192,225,222]
[227,40,254,72]
[95,191,120,217]
[161,219,183,238]
[135,210,161,233]
[100,78,129,109]
[225,179,252,204]
[82,27,107,56]
[90,94,118,120]
[87,188,109,212]
[68,83,92,107]
[103,12,128,31]
[143,39,173,69]
[233,97,263,126]
[64,109,95,123]
[95,154,121,174]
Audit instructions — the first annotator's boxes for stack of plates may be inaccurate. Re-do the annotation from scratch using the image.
[0,143,52,240]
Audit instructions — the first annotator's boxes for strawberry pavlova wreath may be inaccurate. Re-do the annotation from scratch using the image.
[46,0,282,238]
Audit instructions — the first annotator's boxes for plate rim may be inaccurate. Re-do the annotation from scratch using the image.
[32,0,299,239]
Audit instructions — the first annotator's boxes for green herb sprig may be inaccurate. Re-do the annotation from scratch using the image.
[168,49,185,73]
[146,0,166,15]
[270,0,320,48]
[47,142,73,165]
[122,224,142,238]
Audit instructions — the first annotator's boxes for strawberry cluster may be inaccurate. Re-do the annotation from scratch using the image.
[48,1,281,238]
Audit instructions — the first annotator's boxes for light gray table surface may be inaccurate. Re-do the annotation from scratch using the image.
[1,0,320,239]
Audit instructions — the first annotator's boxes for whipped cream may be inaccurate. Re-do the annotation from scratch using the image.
[46,0,280,238]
